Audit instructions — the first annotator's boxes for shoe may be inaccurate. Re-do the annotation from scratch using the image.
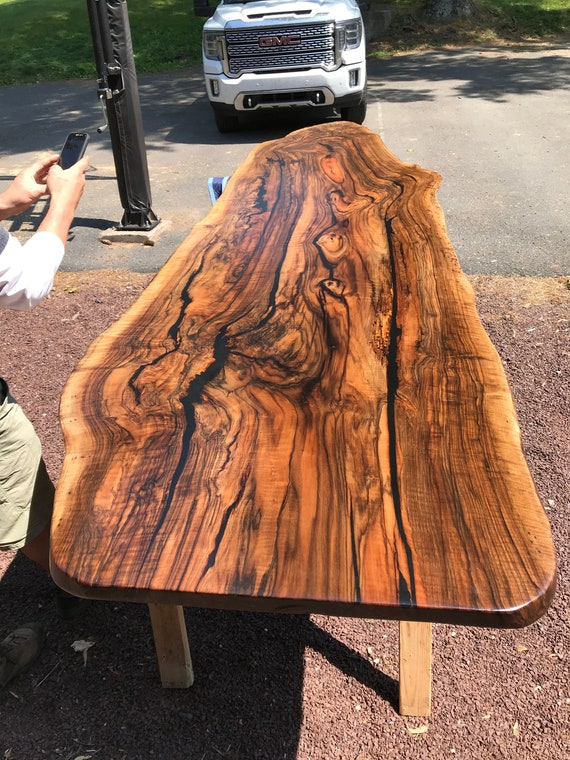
[0,623,44,691]
[54,587,91,620]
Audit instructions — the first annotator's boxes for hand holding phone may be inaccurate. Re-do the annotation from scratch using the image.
[58,132,90,170]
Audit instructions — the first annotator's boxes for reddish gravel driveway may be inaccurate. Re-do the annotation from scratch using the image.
[1,271,568,760]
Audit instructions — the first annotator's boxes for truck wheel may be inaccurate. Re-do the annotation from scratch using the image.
[340,99,367,125]
[213,108,240,134]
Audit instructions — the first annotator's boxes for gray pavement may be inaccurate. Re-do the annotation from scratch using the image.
[1,45,569,276]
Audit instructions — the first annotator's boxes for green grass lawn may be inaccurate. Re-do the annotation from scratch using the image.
[0,0,569,87]
[0,0,205,86]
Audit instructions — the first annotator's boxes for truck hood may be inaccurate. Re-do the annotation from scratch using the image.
[206,0,362,28]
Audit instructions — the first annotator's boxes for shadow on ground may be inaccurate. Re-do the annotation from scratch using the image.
[2,48,569,156]
[1,551,397,759]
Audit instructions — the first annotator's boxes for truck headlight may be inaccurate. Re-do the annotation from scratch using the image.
[203,32,224,60]
[336,20,362,50]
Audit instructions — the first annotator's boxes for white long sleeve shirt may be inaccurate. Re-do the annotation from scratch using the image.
[0,225,64,311]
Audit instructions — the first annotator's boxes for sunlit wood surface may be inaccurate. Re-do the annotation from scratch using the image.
[51,122,556,627]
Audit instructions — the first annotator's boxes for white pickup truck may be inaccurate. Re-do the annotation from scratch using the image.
[197,0,368,132]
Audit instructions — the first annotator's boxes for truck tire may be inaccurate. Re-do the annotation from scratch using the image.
[340,99,367,125]
[213,107,240,134]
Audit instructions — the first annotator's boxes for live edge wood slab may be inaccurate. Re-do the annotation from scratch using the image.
[51,122,556,715]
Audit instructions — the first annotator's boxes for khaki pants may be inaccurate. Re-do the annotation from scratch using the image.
[0,380,54,550]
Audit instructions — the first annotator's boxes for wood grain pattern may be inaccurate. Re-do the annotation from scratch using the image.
[51,122,556,627]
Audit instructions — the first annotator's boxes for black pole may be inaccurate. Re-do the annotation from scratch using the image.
[86,0,159,230]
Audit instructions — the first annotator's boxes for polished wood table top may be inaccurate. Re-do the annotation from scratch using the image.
[51,122,556,629]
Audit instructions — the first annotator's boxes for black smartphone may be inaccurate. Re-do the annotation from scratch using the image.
[58,132,89,170]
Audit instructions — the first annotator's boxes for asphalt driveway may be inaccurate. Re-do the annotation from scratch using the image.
[1,45,569,275]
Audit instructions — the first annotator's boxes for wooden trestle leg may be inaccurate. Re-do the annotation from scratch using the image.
[399,621,432,716]
[148,603,194,688]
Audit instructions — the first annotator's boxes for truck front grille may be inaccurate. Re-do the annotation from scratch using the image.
[225,22,336,77]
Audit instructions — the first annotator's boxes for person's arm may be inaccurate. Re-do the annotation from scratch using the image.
[38,156,89,244]
[0,155,88,310]
[0,231,65,310]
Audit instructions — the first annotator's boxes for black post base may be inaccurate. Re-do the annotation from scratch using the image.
[119,209,161,231]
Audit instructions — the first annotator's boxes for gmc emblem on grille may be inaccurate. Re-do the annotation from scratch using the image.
[258,34,301,47]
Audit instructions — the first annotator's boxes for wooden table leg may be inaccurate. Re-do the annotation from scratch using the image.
[399,621,432,716]
[148,603,194,688]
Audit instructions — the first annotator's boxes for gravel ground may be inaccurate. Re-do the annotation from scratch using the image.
[0,270,568,760]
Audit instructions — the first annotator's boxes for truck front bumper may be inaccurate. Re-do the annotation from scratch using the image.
[204,64,366,112]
